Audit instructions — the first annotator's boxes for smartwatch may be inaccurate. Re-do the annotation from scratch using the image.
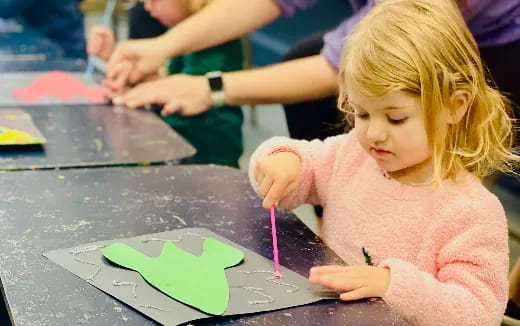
[205,71,225,106]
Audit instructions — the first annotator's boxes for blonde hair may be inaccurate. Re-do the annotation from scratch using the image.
[130,0,209,13]
[338,0,519,183]
[188,0,209,13]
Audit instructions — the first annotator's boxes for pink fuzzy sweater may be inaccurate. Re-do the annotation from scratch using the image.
[249,131,509,326]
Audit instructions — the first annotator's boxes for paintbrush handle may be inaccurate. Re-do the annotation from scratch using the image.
[270,205,280,274]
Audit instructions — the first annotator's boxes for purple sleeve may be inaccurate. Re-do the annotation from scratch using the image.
[321,0,375,70]
[274,0,319,16]
[463,0,520,46]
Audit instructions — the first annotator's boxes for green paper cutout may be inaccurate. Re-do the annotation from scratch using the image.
[102,237,244,315]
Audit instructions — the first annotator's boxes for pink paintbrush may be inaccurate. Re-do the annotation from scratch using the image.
[270,205,281,278]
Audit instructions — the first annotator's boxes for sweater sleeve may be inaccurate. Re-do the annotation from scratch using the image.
[379,197,509,326]
[274,0,318,16]
[248,133,358,209]
[321,0,375,70]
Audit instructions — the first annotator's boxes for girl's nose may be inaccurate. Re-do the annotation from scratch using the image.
[366,120,387,143]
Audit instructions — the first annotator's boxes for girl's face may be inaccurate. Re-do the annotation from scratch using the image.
[347,85,433,184]
[143,0,191,27]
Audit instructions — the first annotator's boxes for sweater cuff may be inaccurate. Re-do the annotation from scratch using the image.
[379,258,421,318]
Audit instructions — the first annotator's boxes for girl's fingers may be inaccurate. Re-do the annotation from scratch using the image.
[339,287,371,301]
[263,196,277,210]
[310,265,352,275]
[263,180,288,209]
[254,167,264,184]
[311,273,361,292]
[258,176,274,198]
[281,180,298,199]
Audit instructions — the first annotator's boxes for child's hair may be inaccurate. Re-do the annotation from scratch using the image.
[338,0,519,183]
[129,0,209,13]
[189,0,209,12]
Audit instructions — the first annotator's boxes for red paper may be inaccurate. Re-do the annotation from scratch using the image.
[13,71,106,103]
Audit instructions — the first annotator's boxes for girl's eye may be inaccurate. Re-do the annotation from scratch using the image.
[356,113,369,120]
[388,117,408,125]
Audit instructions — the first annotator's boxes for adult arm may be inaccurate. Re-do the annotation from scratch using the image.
[224,54,337,105]
[158,0,283,59]
[114,54,338,115]
[106,0,284,91]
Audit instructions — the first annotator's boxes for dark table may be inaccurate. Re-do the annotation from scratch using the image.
[0,165,406,326]
[0,105,195,170]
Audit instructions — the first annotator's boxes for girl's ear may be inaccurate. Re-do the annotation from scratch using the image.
[446,90,470,124]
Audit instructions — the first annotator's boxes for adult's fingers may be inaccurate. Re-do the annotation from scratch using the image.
[161,100,183,116]
[104,61,133,93]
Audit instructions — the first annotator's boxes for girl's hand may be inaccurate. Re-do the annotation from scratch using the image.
[309,265,390,301]
[111,74,212,116]
[254,152,301,209]
[87,27,116,61]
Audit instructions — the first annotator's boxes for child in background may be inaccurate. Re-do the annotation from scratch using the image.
[87,0,244,167]
[250,0,519,325]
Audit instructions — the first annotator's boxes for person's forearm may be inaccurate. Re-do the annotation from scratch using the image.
[160,0,282,58]
[224,55,339,105]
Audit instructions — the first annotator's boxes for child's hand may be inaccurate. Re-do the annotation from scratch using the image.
[254,152,301,209]
[309,265,390,301]
[87,27,116,61]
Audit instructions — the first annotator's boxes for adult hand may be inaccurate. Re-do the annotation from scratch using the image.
[86,27,116,61]
[309,265,390,301]
[112,74,213,117]
[254,152,302,209]
[104,37,170,93]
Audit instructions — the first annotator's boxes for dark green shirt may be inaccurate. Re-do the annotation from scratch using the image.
[163,39,243,167]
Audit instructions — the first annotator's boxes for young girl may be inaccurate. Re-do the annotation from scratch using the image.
[87,0,244,168]
[250,0,519,325]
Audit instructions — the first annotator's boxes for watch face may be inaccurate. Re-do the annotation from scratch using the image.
[208,75,223,91]
[207,71,223,91]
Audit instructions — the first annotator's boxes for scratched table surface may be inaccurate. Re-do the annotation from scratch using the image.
[0,105,195,170]
[0,165,406,326]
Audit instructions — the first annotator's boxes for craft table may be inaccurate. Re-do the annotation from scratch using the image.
[0,105,195,170]
[0,165,407,326]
